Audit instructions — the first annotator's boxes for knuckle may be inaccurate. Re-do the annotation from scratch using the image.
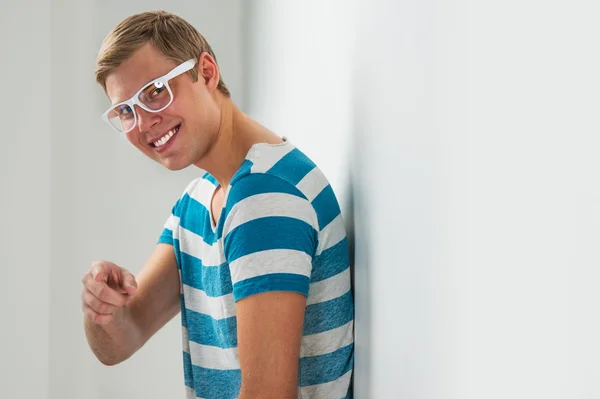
[82,272,92,284]
[89,296,100,309]
[91,260,107,274]
[81,290,88,304]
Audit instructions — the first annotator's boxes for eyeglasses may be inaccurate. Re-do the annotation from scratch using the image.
[101,59,197,133]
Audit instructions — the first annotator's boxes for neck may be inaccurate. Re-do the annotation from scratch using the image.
[193,94,283,188]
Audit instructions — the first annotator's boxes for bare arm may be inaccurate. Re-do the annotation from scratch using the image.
[82,243,180,365]
[236,291,306,399]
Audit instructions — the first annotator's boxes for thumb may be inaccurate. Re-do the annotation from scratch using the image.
[120,268,138,296]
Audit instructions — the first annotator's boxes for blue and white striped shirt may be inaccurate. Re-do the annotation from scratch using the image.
[158,140,354,399]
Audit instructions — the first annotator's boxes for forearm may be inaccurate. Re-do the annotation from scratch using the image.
[83,305,143,366]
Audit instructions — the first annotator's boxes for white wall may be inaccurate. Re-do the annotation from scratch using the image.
[0,2,51,398]
[354,0,600,398]
[46,2,243,399]
[3,1,599,398]
[246,1,600,398]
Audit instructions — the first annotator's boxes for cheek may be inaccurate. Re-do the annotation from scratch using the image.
[159,103,186,124]
[167,89,215,132]
[124,131,136,145]
[125,131,150,153]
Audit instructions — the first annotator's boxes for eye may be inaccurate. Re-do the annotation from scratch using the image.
[150,81,166,96]
[139,80,169,105]
[118,105,133,119]
[151,86,166,97]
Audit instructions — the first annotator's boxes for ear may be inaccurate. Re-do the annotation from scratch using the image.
[198,52,220,93]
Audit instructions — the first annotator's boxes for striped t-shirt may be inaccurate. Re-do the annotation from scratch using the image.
[158,140,354,399]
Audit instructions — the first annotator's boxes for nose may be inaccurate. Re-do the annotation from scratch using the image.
[135,105,161,133]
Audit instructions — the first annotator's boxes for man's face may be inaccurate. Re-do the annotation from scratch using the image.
[104,43,221,170]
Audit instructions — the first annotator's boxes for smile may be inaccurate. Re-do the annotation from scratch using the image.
[152,124,180,148]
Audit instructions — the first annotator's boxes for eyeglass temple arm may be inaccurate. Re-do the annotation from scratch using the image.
[164,59,197,80]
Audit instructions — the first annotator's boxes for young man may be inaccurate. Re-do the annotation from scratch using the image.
[81,10,353,399]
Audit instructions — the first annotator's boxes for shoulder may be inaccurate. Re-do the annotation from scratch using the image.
[226,172,308,207]
[229,140,331,202]
[223,172,319,233]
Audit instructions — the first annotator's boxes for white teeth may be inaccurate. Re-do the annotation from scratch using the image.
[153,127,178,147]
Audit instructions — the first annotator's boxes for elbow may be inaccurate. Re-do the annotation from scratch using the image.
[98,356,122,367]
[91,346,133,366]
[95,351,125,366]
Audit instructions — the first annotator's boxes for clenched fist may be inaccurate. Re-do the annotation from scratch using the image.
[81,260,138,325]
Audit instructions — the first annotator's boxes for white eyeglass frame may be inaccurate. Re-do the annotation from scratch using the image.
[101,59,197,133]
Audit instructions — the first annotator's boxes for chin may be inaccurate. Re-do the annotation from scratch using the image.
[162,161,190,171]
[153,156,189,171]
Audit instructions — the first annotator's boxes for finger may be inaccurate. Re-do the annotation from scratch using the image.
[109,266,122,287]
[120,269,138,296]
[91,262,109,283]
[87,280,128,307]
[113,286,128,295]
[82,289,118,315]
[83,303,114,325]
[81,271,93,285]
[83,272,126,301]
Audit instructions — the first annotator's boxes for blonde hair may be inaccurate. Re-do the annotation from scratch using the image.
[95,10,230,97]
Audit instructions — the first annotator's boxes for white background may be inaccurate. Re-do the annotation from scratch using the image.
[1,0,599,398]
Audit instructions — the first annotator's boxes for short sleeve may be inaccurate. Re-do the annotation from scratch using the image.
[157,178,203,246]
[157,199,181,246]
[223,173,319,302]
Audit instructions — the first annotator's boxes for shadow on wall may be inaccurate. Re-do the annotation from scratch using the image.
[344,135,371,399]
[344,78,375,397]
[343,183,357,398]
